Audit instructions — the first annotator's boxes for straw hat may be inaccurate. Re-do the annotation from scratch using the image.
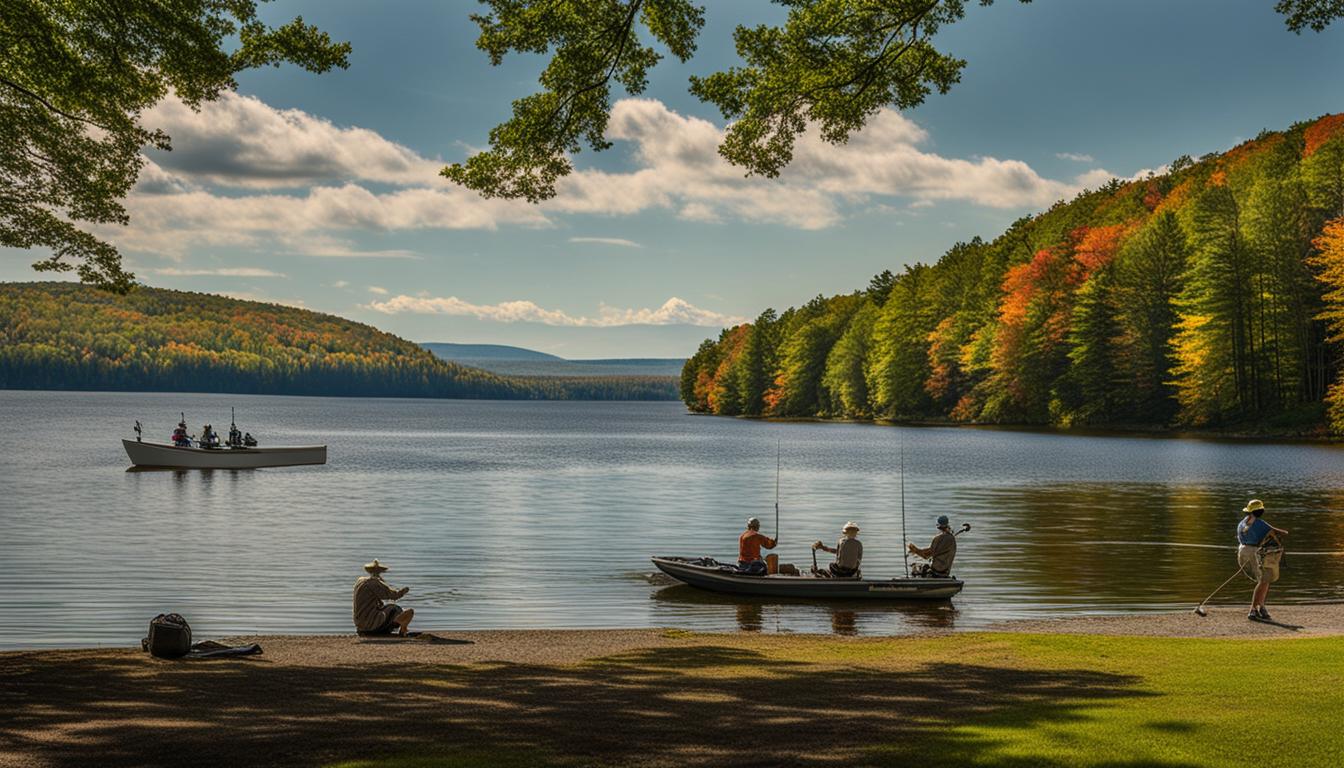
[1243,499,1265,514]
[363,559,389,573]
[842,521,860,533]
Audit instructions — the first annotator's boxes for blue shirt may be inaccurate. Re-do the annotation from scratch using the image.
[1238,517,1271,546]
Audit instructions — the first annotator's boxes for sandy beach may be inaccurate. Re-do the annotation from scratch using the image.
[3,605,1343,768]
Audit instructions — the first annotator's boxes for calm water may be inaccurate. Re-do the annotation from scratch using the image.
[2,390,1342,648]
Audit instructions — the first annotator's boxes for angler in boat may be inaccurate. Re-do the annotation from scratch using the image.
[908,515,958,578]
[170,417,191,447]
[811,521,863,578]
[738,517,777,575]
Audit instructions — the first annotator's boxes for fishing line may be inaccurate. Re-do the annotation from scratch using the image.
[1078,540,1344,556]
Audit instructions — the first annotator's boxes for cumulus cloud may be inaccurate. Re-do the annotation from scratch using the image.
[110,93,1124,258]
[144,92,437,187]
[569,236,643,248]
[153,267,285,277]
[368,286,389,295]
[365,295,744,327]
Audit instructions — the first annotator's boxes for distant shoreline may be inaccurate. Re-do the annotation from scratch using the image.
[690,412,1341,444]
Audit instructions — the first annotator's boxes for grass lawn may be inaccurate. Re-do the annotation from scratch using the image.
[4,631,1341,767]
[330,632,1344,768]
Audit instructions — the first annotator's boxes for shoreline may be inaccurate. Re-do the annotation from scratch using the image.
[5,603,1342,657]
[701,412,1343,443]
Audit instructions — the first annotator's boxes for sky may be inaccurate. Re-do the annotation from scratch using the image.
[5,0,1344,357]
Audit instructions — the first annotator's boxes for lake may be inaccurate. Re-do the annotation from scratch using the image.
[1,390,1342,648]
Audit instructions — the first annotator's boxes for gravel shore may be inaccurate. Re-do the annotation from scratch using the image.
[992,602,1344,638]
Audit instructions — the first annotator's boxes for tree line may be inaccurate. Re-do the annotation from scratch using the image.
[0,283,676,401]
[682,113,1344,434]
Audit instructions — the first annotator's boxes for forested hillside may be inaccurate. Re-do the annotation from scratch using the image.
[0,283,674,400]
[682,113,1344,434]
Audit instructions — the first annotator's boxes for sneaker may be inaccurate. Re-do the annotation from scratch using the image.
[1248,611,1261,622]
[1257,606,1272,621]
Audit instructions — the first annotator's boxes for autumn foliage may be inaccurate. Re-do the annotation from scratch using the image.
[683,112,1344,433]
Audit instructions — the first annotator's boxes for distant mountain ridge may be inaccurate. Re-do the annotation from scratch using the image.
[421,342,563,361]
[423,342,685,378]
[0,283,678,400]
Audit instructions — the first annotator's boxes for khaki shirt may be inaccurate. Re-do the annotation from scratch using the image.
[929,531,957,574]
[835,537,863,570]
[353,575,398,632]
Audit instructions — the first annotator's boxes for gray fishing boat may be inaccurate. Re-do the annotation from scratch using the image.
[123,410,326,469]
[650,556,964,601]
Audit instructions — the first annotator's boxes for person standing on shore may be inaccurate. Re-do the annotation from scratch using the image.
[738,517,776,575]
[353,559,414,636]
[1237,500,1288,623]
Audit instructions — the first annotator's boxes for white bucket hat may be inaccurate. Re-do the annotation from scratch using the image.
[842,521,860,533]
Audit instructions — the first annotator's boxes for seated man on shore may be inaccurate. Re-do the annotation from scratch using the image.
[908,515,958,577]
[813,521,863,578]
[353,559,414,636]
[738,517,777,575]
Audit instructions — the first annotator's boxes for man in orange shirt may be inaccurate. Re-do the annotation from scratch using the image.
[738,517,776,575]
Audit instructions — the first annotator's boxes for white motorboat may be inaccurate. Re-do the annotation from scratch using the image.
[123,438,327,469]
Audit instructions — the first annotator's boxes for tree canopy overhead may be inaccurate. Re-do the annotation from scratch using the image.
[446,0,1344,203]
[1,0,350,292]
[444,0,1029,200]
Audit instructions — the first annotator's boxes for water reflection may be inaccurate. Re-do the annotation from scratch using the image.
[651,584,960,635]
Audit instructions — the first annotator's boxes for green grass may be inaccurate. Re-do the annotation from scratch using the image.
[322,632,1344,768]
[860,634,1344,766]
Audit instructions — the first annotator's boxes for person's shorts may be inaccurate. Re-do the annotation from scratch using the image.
[358,605,404,636]
[1238,545,1281,584]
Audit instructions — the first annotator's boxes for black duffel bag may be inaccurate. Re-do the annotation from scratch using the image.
[143,613,192,658]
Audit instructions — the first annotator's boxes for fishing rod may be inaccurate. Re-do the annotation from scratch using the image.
[775,439,781,545]
[900,430,909,574]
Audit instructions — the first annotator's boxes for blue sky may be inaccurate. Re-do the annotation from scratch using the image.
[6,0,1343,357]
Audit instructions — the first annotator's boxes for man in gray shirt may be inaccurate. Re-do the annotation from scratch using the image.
[353,559,414,636]
[909,516,958,577]
[813,521,863,577]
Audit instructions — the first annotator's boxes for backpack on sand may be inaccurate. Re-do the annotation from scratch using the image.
[143,613,192,658]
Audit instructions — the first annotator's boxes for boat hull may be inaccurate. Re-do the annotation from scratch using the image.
[651,556,963,600]
[123,439,326,469]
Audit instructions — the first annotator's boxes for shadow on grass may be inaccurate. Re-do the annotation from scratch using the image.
[0,643,1183,768]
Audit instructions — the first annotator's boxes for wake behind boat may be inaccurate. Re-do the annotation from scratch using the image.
[651,556,964,600]
[123,411,326,469]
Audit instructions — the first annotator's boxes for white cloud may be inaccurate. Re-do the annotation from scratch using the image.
[330,280,350,289]
[153,267,285,277]
[144,92,438,187]
[569,236,643,248]
[368,286,389,295]
[111,94,1122,259]
[1056,152,1095,163]
[365,295,744,327]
